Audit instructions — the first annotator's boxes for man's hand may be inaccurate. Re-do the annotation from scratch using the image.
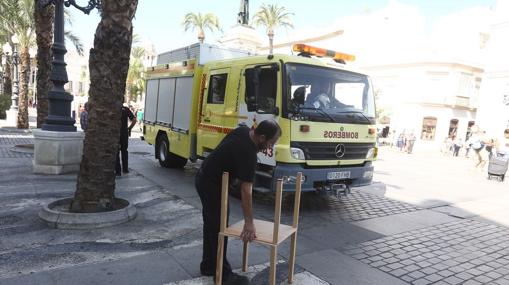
[241,221,257,242]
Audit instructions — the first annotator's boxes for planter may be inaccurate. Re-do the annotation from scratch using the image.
[39,197,137,229]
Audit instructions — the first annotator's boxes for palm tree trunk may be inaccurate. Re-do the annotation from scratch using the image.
[71,0,138,213]
[35,4,54,128]
[268,30,274,55]
[16,47,30,129]
[198,29,205,43]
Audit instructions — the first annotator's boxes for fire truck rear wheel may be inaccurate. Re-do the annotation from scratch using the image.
[156,135,187,168]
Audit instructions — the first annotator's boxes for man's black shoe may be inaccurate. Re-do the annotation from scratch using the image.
[116,172,121,176]
[219,272,249,285]
[123,170,129,174]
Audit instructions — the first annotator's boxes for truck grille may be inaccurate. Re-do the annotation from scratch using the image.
[291,142,375,160]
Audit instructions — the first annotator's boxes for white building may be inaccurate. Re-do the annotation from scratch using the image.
[364,61,482,149]
[64,51,90,119]
[476,0,509,137]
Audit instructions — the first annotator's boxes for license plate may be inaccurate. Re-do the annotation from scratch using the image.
[327,171,351,180]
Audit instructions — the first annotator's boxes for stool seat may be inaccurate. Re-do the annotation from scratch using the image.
[223,219,297,246]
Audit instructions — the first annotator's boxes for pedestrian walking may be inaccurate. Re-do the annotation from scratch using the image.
[136,108,144,132]
[464,135,472,158]
[470,126,488,171]
[195,120,281,285]
[397,133,405,151]
[406,132,416,154]
[453,137,463,157]
[80,102,89,131]
[497,129,509,158]
[116,104,137,176]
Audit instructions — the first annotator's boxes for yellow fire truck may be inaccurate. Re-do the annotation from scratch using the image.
[143,43,377,194]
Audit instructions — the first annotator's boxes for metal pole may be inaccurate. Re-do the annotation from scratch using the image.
[39,0,100,131]
[42,0,75,131]
[11,44,19,111]
[0,54,3,95]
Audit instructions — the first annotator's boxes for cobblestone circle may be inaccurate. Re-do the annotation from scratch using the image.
[344,219,509,285]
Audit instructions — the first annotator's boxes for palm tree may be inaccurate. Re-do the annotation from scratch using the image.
[126,45,146,103]
[71,0,139,212]
[0,0,34,129]
[182,12,221,43]
[252,4,293,55]
[34,3,54,128]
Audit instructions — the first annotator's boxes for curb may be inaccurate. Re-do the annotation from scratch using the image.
[39,197,137,229]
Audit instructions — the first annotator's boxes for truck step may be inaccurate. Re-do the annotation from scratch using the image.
[253,186,271,193]
[255,170,272,179]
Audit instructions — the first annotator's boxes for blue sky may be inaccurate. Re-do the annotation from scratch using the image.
[68,0,496,54]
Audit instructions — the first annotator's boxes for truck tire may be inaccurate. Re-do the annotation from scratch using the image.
[156,135,188,168]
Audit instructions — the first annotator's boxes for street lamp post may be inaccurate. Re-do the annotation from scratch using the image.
[0,53,3,95]
[10,41,19,111]
[38,0,101,132]
[33,0,101,174]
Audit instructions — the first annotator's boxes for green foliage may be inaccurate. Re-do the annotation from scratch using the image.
[126,36,147,102]
[252,4,294,34]
[182,12,221,43]
[0,94,12,119]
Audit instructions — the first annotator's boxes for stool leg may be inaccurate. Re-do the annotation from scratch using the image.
[242,241,249,272]
[288,232,298,283]
[216,234,225,285]
[269,245,278,285]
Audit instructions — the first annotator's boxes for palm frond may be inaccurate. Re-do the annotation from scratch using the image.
[64,30,84,56]
[182,12,220,42]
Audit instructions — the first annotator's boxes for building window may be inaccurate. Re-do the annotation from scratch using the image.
[449,119,459,138]
[421,117,437,141]
[66,81,73,93]
[458,72,474,98]
[207,74,227,104]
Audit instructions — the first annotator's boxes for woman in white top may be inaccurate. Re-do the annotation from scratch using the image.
[470,126,489,170]
[496,129,509,158]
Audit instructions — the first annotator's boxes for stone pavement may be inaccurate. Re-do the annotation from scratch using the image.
[2,127,509,285]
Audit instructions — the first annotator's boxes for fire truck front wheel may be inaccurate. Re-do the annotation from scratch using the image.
[156,134,187,168]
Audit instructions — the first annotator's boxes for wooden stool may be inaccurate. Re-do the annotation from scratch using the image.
[216,172,303,285]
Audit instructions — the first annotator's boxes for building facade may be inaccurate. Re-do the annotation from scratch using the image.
[364,62,483,149]
[476,0,509,138]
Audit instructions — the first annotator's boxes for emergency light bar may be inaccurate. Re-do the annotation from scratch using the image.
[292,44,355,63]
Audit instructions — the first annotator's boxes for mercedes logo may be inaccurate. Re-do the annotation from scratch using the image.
[335,144,346,158]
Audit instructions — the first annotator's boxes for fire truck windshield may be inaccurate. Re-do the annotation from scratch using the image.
[285,63,376,124]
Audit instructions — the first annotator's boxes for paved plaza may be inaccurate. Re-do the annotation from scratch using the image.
[0,125,508,285]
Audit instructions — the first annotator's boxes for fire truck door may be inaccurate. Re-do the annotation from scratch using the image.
[199,68,230,151]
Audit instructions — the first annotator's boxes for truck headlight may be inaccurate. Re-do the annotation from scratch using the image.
[363,171,373,178]
[366,148,375,159]
[290,148,305,160]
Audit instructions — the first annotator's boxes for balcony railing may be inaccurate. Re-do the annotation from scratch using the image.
[444,96,471,108]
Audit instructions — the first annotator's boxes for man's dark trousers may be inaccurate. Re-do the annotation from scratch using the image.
[116,133,129,174]
[195,171,232,277]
